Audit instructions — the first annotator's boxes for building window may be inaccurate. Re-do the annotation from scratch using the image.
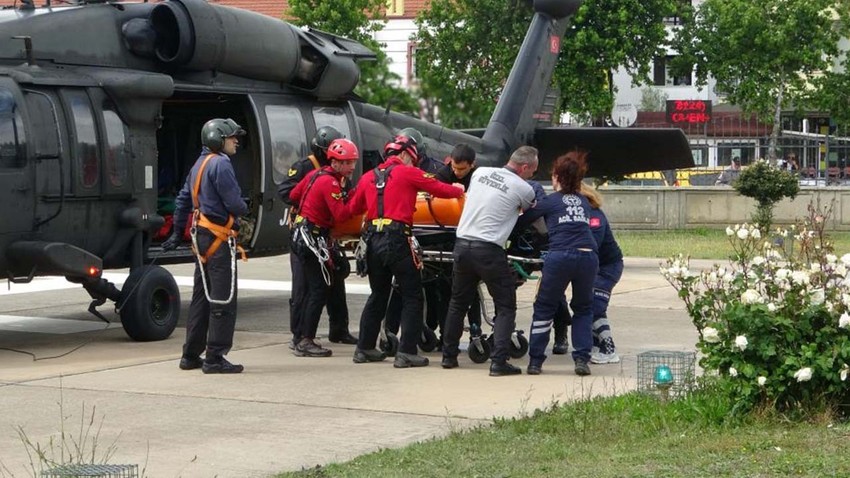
[664,0,692,25]
[653,56,692,86]
[407,42,418,85]
[386,0,403,16]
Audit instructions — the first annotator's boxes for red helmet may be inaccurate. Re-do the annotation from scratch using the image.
[384,135,419,166]
[327,138,359,162]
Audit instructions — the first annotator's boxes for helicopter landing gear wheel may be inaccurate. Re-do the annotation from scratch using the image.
[467,335,491,363]
[419,327,439,352]
[509,331,529,359]
[119,265,179,341]
[380,332,399,357]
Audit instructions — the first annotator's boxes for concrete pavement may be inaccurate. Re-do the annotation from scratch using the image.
[0,256,706,477]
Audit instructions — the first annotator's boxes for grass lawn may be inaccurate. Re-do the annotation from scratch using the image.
[280,391,850,478]
[616,229,850,260]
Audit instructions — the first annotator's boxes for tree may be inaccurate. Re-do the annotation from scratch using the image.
[413,0,680,129]
[639,86,669,112]
[286,0,418,114]
[671,0,850,162]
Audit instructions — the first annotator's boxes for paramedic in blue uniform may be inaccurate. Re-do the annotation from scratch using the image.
[552,184,624,364]
[278,126,358,347]
[518,150,598,376]
[288,138,360,358]
[345,136,465,368]
[163,118,248,374]
[440,146,538,376]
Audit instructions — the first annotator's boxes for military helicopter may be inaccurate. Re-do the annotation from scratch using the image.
[0,0,693,342]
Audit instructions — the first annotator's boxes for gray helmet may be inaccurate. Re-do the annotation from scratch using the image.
[201,118,245,153]
[398,127,426,155]
[310,125,344,160]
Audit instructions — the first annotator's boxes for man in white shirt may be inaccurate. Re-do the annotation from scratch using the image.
[440,146,538,376]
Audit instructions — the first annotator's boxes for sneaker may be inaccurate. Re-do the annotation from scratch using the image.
[288,337,300,350]
[574,358,591,376]
[393,352,429,368]
[294,338,333,357]
[552,341,568,355]
[591,352,620,364]
[328,332,358,345]
[489,361,521,377]
[526,364,542,375]
[179,355,203,370]
[202,357,244,374]
[441,356,459,369]
[353,348,387,363]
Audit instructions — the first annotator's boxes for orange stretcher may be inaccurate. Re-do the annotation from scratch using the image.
[331,193,466,238]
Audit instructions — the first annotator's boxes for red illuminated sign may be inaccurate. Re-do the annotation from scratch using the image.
[666,100,712,124]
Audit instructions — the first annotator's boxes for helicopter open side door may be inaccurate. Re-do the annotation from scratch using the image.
[0,78,34,235]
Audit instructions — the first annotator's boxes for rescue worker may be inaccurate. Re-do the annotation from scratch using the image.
[440,146,538,376]
[518,151,598,376]
[398,127,443,174]
[346,136,464,367]
[163,118,248,374]
[288,138,360,357]
[278,126,358,347]
[552,184,624,364]
[435,143,477,190]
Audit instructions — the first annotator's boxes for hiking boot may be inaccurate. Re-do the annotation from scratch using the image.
[202,357,244,374]
[526,363,542,375]
[552,341,568,355]
[179,355,203,370]
[328,332,358,345]
[294,338,333,357]
[591,351,621,364]
[441,355,459,369]
[393,352,429,368]
[574,358,591,376]
[353,348,386,363]
[489,361,521,377]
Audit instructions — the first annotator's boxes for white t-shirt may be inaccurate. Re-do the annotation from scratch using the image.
[456,166,536,247]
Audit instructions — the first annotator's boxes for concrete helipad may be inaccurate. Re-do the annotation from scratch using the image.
[0,256,703,477]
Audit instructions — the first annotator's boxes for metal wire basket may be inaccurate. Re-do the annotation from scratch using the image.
[637,350,696,399]
[41,464,138,478]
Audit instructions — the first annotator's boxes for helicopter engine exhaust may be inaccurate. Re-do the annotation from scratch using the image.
[149,0,301,83]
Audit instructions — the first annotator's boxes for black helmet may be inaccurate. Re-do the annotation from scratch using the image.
[398,127,426,156]
[201,118,245,153]
[310,125,344,160]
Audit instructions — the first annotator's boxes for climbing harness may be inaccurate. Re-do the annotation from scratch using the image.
[190,153,247,305]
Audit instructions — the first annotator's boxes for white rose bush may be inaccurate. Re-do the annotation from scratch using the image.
[662,204,850,416]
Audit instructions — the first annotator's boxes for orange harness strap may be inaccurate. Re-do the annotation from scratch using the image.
[191,154,247,264]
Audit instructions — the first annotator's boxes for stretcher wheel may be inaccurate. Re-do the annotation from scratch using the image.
[419,327,439,352]
[468,336,491,363]
[509,331,529,359]
[380,332,399,357]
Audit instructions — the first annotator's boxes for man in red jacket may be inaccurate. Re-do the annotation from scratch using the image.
[288,138,359,357]
[346,136,464,367]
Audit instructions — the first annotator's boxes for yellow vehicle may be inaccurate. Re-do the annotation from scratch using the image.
[604,168,727,187]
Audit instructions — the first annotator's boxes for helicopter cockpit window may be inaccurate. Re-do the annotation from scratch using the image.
[312,106,352,141]
[67,92,99,189]
[0,89,26,169]
[266,105,307,185]
[102,105,128,188]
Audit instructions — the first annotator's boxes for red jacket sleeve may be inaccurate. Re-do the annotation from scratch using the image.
[408,169,465,199]
[345,172,370,217]
[318,175,354,225]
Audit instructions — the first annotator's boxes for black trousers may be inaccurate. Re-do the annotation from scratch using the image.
[443,239,516,363]
[183,228,238,361]
[357,232,422,355]
[290,248,350,340]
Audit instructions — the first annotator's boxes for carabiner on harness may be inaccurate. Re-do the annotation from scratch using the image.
[296,225,332,286]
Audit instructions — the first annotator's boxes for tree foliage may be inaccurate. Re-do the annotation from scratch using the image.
[413,0,680,129]
[671,0,850,161]
[286,0,418,113]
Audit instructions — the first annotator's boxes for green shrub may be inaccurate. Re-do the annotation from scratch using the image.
[662,204,850,417]
[734,160,800,230]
